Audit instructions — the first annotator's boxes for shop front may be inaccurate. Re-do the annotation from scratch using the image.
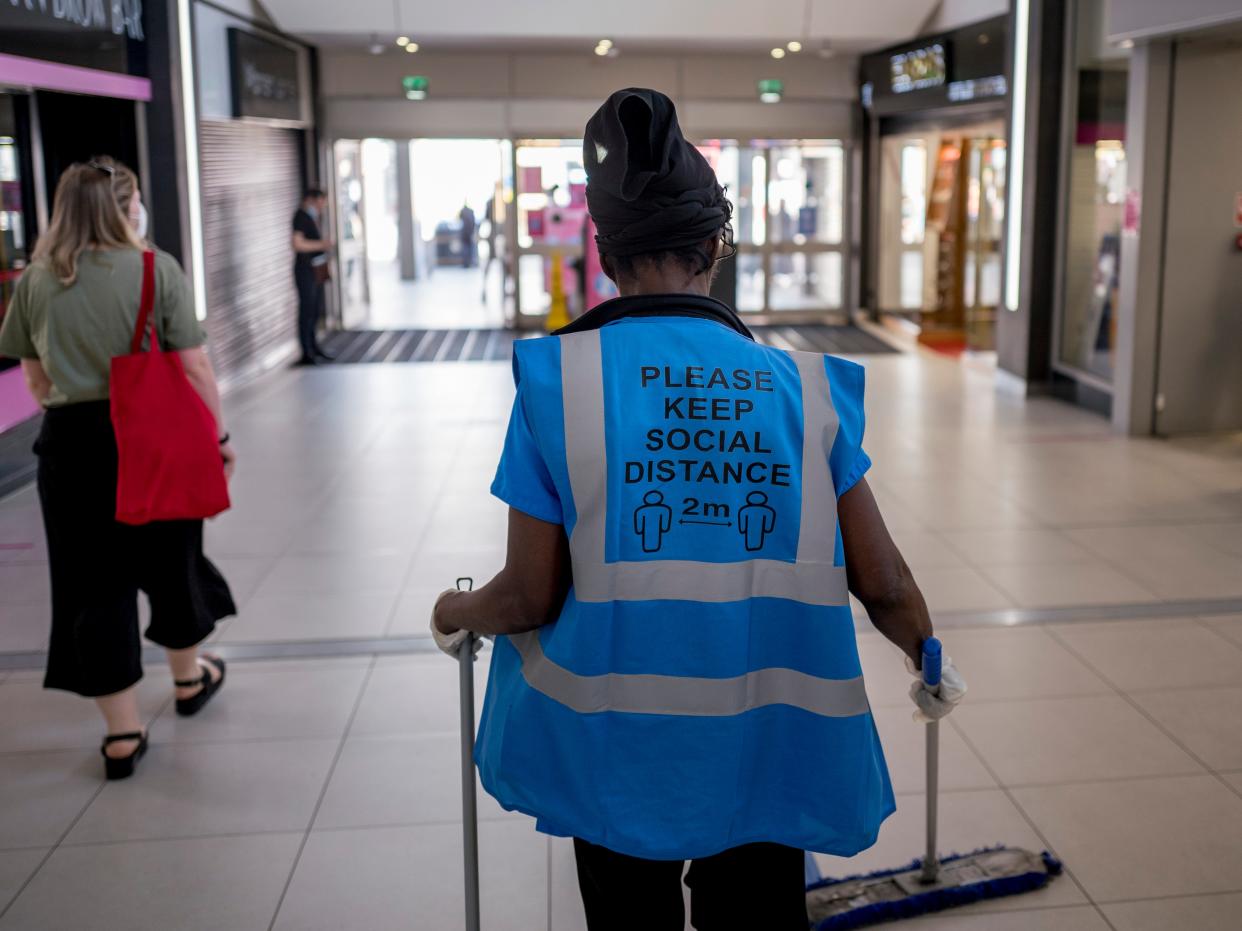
[1046,0,1131,414]
[0,0,169,494]
[191,1,319,382]
[858,15,1010,353]
[1103,0,1242,436]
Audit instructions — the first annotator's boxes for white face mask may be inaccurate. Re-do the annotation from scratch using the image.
[131,199,149,239]
[306,205,319,222]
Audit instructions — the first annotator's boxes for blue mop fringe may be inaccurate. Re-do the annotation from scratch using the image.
[807,846,1063,931]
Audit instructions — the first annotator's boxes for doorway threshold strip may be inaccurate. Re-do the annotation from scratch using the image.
[2,597,1239,671]
[318,325,897,365]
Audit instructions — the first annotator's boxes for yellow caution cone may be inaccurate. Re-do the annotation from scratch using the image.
[546,249,571,332]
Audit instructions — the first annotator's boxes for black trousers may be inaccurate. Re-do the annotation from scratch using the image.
[573,838,808,931]
[294,265,324,359]
[35,403,235,697]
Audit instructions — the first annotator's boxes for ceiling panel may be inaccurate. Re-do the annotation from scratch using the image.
[261,0,939,48]
[807,0,940,42]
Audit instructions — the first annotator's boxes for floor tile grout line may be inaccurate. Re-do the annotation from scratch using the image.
[225,398,395,631]
[5,597,1242,671]
[49,827,310,851]
[265,654,378,931]
[0,681,161,927]
[0,779,108,921]
[943,715,1104,917]
[1043,626,1242,804]
[1093,887,1242,906]
[381,455,462,638]
[926,518,1164,612]
[1190,615,1242,661]
[0,729,465,769]
[379,394,499,639]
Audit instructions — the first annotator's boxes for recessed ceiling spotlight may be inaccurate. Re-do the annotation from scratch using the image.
[771,47,786,59]
[786,40,802,52]
[598,38,613,50]
[595,44,609,56]
[406,42,419,53]
[396,36,409,46]
[1119,38,1135,49]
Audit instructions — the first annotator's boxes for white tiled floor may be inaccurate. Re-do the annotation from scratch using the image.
[2,348,1242,929]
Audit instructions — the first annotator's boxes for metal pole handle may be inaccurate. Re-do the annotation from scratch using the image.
[920,637,942,885]
[455,579,481,931]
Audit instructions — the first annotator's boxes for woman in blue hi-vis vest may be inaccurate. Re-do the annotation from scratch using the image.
[433,88,967,930]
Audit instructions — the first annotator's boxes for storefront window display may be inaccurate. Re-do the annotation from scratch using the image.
[1057,68,1128,382]
[0,96,29,367]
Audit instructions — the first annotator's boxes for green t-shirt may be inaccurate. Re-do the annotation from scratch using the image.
[0,248,204,408]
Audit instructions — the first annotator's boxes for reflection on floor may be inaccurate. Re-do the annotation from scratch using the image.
[2,353,1242,929]
[348,262,507,331]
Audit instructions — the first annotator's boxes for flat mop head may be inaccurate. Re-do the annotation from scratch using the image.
[806,846,1062,930]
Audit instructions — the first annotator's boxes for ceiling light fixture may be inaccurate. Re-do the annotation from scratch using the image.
[595,44,609,56]
[786,40,802,52]
[598,38,613,50]
[770,47,786,59]
[396,35,409,46]
[406,42,419,53]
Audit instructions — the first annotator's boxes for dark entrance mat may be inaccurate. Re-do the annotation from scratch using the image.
[318,324,897,365]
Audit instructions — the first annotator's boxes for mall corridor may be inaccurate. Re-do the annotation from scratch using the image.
[1,350,1241,929]
[4,0,1242,928]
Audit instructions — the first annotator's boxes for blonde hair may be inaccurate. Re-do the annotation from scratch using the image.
[32,156,145,286]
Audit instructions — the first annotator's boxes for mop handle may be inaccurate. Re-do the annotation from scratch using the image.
[455,579,481,931]
[922,637,943,691]
[920,637,943,884]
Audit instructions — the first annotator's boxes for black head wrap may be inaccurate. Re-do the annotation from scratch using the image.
[584,88,730,259]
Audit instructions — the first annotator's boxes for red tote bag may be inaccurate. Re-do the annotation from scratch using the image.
[110,251,230,525]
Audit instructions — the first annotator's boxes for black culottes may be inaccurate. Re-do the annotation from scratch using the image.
[35,401,235,697]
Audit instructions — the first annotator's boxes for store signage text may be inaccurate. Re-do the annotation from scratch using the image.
[242,61,296,102]
[5,0,145,41]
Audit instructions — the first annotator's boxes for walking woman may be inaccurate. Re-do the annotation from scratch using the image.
[0,157,236,779]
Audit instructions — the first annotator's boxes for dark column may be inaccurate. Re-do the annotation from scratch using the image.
[142,0,192,266]
[997,0,1067,387]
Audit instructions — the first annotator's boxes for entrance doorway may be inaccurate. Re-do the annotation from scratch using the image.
[876,122,1006,351]
[333,138,509,330]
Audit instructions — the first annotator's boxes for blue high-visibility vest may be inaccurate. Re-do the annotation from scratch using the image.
[478,314,894,861]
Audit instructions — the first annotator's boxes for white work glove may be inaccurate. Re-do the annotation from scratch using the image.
[430,590,484,658]
[906,654,967,723]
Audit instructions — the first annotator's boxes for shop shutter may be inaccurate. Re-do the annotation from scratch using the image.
[199,120,302,382]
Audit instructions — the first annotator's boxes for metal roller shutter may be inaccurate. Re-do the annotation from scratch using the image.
[199,120,301,381]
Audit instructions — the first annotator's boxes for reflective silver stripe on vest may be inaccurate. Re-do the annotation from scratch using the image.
[511,630,870,718]
[559,329,849,606]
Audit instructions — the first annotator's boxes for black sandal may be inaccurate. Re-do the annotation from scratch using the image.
[101,731,148,780]
[174,656,226,717]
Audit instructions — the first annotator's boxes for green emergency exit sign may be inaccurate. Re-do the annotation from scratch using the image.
[758,79,783,103]
[403,75,429,100]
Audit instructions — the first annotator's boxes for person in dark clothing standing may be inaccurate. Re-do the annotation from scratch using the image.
[459,202,477,268]
[292,189,334,365]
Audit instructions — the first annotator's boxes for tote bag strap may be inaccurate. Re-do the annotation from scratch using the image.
[129,250,159,354]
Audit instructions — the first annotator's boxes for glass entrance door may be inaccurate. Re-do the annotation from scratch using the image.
[704,139,847,319]
[512,139,588,328]
[508,137,850,328]
[876,123,1006,351]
